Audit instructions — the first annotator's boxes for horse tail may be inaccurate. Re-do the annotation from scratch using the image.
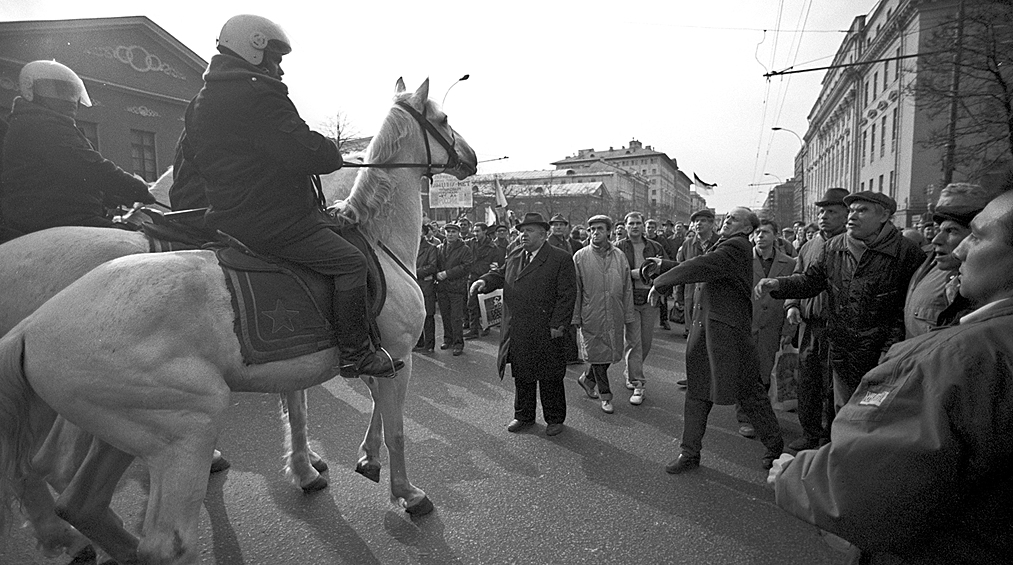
[0,330,36,534]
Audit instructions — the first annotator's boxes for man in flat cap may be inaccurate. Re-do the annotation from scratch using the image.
[436,222,473,356]
[781,188,849,451]
[756,191,925,429]
[904,183,994,338]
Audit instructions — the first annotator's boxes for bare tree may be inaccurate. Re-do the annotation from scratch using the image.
[319,111,361,152]
[911,1,1013,180]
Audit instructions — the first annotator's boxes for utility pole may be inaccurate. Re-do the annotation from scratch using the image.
[943,0,966,186]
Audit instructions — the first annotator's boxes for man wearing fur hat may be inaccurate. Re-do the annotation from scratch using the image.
[904,183,994,338]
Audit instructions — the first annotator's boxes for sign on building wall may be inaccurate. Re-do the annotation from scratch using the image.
[429,180,474,209]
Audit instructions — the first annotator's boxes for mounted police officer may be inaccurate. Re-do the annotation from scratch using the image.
[0,60,155,237]
[185,14,401,379]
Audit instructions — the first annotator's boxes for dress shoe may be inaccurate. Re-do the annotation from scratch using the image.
[577,374,598,399]
[676,379,687,388]
[463,330,480,340]
[545,423,565,436]
[625,380,636,390]
[440,343,451,350]
[738,424,756,438]
[762,455,778,470]
[507,419,534,433]
[788,435,823,451]
[665,453,700,474]
[600,400,614,414]
[452,346,464,356]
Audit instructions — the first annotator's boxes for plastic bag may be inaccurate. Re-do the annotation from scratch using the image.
[769,344,799,411]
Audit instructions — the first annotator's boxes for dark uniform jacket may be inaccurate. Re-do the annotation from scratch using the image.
[168,96,208,210]
[772,223,925,387]
[653,233,759,404]
[480,243,577,381]
[436,238,473,294]
[0,97,154,234]
[187,54,342,248]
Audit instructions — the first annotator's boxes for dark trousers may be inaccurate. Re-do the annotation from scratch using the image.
[514,375,566,425]
[796,319,833,441]
[587,363,612,401]
[418,280,436,348]
[659,295,669,324]
[260,226,367,292]
[438,290,465,348]
[682,377,783,460]
[467,290,483,332]
[565,325,580,362]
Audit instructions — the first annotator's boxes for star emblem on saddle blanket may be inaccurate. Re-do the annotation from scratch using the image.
[263,299,299,333]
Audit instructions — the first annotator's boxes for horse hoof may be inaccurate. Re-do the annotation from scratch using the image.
[312,459,329,473]
[301,476,329,492]
[210,454,231,474]
[355,461,381,483]
[405,496,434,516]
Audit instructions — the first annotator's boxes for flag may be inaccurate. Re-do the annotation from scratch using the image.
[692,173,716,196]
[494,176,508,208]
[485,204,497,227]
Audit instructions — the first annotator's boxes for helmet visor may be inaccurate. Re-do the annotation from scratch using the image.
[32,77,92,107]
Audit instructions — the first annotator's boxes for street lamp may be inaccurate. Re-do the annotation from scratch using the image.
[442,74,470,107]
[772,126,806,221]
[763,172,783,184]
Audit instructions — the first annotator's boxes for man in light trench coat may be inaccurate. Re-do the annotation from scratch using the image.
[572,215,636,414]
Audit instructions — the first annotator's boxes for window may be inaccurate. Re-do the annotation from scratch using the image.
[881,116,887,157]
[873,72,879,98]
[895,48,900,81]
[862,131,868,162]
[884,60,889,83]
[861,181,865,191]
[871,125,876,163]
[130,129,157,182]
[78,121,99,150]
[879,175,884,192]
[864,80,870,106]
[892,108,898,151]
[889,171,896,199]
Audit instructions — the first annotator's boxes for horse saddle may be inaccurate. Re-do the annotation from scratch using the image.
[214,227,387,365]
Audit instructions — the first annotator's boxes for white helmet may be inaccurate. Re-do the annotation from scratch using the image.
[218,14,292,65]
[19,60,92,107]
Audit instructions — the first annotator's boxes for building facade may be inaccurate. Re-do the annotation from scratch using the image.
[802,0,1005,226]
[0,17,207,182]
[551,139,692,223]
[760,178,800,231]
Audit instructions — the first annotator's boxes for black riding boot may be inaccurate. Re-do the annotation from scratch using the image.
[334,285,404,378]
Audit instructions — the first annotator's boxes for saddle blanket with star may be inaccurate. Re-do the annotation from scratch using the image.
[217,246,337,365]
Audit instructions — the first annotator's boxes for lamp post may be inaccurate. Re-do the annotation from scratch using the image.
[442,74,470,107]
[772,126,806,221]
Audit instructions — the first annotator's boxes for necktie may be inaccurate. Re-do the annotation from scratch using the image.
[521,251,530,270]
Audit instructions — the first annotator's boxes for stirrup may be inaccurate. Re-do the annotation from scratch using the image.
[339,347,404,379]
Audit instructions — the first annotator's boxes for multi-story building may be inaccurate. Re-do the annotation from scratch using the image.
[802,0,998,226]
[689,191,710,218]
[0,16,207,182]
[760,178,801,230]
[551,139,692,222]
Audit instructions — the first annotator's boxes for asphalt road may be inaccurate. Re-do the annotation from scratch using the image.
[1,318,846,565]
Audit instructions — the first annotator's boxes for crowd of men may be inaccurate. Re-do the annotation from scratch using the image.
[1,14,1009,561]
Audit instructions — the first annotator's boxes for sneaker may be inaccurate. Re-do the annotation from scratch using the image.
[630,388,645,405]
[577,374,599,399]
[600,400,614,414]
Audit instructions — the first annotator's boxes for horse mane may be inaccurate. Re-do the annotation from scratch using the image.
[342,91,422,226]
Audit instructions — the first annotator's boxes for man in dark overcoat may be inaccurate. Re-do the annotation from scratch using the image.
[471,212,577,436]
[649,207,784,472]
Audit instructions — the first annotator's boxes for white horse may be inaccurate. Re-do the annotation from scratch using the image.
[0,77,476,564]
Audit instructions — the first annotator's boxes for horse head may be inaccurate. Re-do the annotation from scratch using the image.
[394,77,477,180]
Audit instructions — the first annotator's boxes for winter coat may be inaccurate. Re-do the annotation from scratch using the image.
[674,232,720,312]
[0,97,154,234]
[775,299,1013,565]
[187,54,342,249]
[783,228,845,322]
[468,236,500,279]
[771,223,925,388]
[416,235,439,281]
[168,96,207,210]
[572,243,634,363]
[435,238,473,294]
[480,243,576,381]
[653,233,760,404]
[547,233,574,256]
[647,234,674,260]
[903,256,960,339]
[752,248,797,381]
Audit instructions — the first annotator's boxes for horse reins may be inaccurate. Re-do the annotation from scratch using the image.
[337,100,461,180]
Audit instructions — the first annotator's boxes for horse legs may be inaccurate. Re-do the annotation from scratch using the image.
[280,389,328,491]
[355,387,384,484]
[366,359,432,516]
[54,438,139,564]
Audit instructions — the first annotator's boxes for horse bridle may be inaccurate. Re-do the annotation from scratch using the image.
[338,100,461,180]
